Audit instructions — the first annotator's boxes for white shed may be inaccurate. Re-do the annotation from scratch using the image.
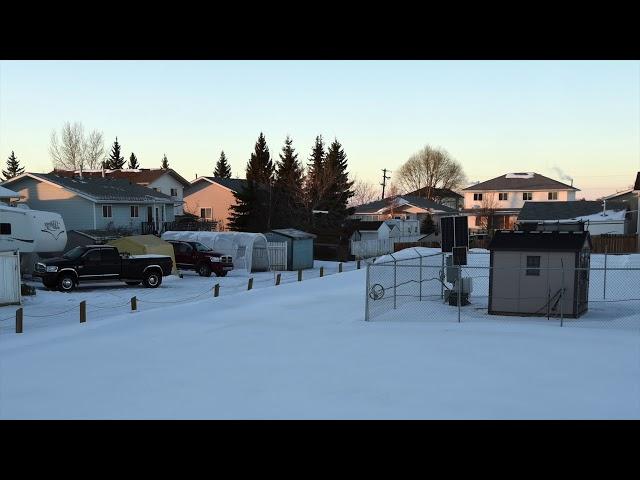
[0,251,21,306]
[161,231,270,272]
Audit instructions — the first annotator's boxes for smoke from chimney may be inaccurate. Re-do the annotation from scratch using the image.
[551,166,573,185]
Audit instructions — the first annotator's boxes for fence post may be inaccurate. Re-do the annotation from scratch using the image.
[365,263,370,321]
[560,259,565,327]
[357,260,361,270]
[16,308,23,334]
[320,266,324,277]
[131,296,137,311]
[247,278,253,290]
[214,283,220,297]
[457,265,461,323]
[419,255,423,301]
[603,245,607,299]
[80,301,86,323]
[298,269,302,282]
[339,262,343,273]
[440,253,445,300]
[393,259,397,310]
[275,273,281,286]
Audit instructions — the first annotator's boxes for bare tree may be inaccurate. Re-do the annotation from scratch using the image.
[349,176,379,207]
[477,193,499,230]
[84,130,106,169]
[396,145,467,199]
[50,122,87,170]
[384,183,401,218]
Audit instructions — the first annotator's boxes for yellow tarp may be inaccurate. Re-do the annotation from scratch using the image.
[108,235,177,274]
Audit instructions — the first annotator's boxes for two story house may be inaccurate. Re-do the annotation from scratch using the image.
[462,172,579,232]
[183,177,249,231]
[52,168,190,216]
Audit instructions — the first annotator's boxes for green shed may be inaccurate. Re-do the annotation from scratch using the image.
[265,229,316,271]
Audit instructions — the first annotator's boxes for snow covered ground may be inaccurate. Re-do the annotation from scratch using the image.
[0,257,638,419]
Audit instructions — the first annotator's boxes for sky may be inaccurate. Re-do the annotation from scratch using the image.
[0,60,638,199]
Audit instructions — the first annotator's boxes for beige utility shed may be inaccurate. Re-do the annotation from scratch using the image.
[488,230,591,318]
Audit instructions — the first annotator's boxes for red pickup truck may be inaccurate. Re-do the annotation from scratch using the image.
[167,240,233,277]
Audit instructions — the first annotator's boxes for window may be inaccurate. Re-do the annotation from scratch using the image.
[548,192,558,200]
[498,193,508,201]
[170,188,178,197]
[0,223,11,234]
[152,187,160,192]
[473,193,483,201]
[101,248,120,262]
[102,205,112,218]
[130,206,139,218]
[526,256,541,276]
[84,249,101,263]
[200,208,212,219]
[177,242,193,255]
[522,192,533,201]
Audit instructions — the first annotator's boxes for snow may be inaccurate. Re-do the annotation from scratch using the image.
[572,210,627,222]
[0,256,638,419]
[505,172,534,179]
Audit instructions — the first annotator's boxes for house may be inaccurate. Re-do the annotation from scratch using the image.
[183,177,249,230]
[404,186,464,210]
[517,200,629,235]
[488,230,591,318]
[350,195,457,229]
[52,168,190,216]
[264,228,316,271]
[462,172,579,232]
[2,172,175,234]
[0,185,21,205]
[350,220,401,243]
[600,172,640,236]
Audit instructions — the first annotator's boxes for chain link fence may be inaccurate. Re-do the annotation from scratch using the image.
[365,250,640,330]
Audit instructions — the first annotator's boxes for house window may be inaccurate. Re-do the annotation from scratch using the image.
[522,192,533,201]
[0,223,11,234]
[152,188,160,192]
[200,208,212,220]
[473,193,483,201]
[498,193,508,201]
[102,205,112,218]
[130,206,139,218]
[170,188,178,197]
[548,192,558,200]
[526,255,541,276]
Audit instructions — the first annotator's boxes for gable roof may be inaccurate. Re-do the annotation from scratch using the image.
[353,195,458,214]
[518,201,627,222]
[405,186,463,199]
[7,173,174,203]
[51,168,191,187]
[635,172,640,191]
[463,173,578,192]
[193,176,249,193]
[489,230,591,251]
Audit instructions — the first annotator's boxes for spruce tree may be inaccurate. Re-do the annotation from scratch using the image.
[2,151,25,180]
[273,136,305,229]
[304,135,326,209]
[161,154,169,169]
[214,151,232,178]
[227,180,269,232]
[106,137,125,170]
[128,153,140,169]
[321,139,355,229]
[245,133,274,184]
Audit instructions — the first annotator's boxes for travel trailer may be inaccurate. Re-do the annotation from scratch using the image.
[0,204,68,253]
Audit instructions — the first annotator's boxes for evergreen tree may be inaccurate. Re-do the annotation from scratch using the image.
[161,154,169,169]
[128,153,139,169]
[421,214,436,234]
[320,139,355,229]
[106,137,125,170]
[214,151,232,178]
[272,136,306,229]
[227,180,269,232]
[2,151,25,180]
[304,135,326,211]
[245,133,274,184]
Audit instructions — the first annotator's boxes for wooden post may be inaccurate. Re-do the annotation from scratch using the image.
[298,269,302,282]
[320,266,324,277]
[131,296,137,311]
[214,284,220,297]
[16,308,23,334]
[339,262,343,273]
[248,277,253,290]
[357,260,361,270]
[275,273,281,286]
[80,301,86,323]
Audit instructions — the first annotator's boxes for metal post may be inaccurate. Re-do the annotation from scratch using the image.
[298,269,302,282]
[214,283,220,297]
[275,273,281,286]
[440,253,445,300]
[546,262,551,320]
[457,265,461,323]
[320,266,324,277]
[560,260,565,327]
[357,260,361,270]
[603,246,607,299]
[80,301,86,323]
[247,278,253,290]
[16,308,23,334]
[393,260,397,310]
[419,255,423,301]
[365,263,370,321]
[339,262,343,273]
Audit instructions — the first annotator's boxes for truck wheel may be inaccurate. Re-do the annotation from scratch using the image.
[58,274,76,292]
[198,263,212,277]
[125,281,141,286]
[143,270,162,288]
[215,271,228,277]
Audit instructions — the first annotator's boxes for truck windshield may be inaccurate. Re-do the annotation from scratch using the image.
[194,242,212,252]
[63,246,87,260]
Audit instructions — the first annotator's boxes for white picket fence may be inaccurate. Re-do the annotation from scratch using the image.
[267,241,288,271]
[350,235,424,259]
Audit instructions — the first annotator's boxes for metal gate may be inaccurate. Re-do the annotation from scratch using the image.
[267,242,288,271]
[0,251,22,306]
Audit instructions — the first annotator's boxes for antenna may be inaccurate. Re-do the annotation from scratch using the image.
[380,169,392,200]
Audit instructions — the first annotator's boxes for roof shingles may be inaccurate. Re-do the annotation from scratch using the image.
[464,173,578,192]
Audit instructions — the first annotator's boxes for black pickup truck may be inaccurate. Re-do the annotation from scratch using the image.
[33,245,174,292]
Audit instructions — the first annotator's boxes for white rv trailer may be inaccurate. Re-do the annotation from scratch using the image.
[0,204,68,253]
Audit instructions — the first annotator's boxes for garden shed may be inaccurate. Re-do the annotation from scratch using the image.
[488,230,591,318]
[162,231,270,272]
[108,235,178,274]
[265,228,316,270]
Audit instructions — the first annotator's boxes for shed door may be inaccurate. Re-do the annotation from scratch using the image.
[0,253,21,306]
[490,252,520,314]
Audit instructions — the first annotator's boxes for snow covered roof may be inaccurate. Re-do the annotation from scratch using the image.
[353,195,458,214]
[0,185,21,198]
[270,228,317,240]
[518,201,627,222]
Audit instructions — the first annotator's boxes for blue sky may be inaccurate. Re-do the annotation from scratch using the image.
[1,60,638,199]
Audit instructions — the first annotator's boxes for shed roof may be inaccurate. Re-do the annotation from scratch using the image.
[518,200,627,221]
[271,228,317,239]
[489,230,591,251]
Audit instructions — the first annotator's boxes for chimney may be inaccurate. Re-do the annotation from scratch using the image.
[78,165,83,179]
[195,173,198,179]
[102,166,105,178]
[571,179,573,187]
[602,199,607,216]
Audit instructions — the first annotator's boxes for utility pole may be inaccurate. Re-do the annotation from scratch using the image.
[380,169,391,200]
